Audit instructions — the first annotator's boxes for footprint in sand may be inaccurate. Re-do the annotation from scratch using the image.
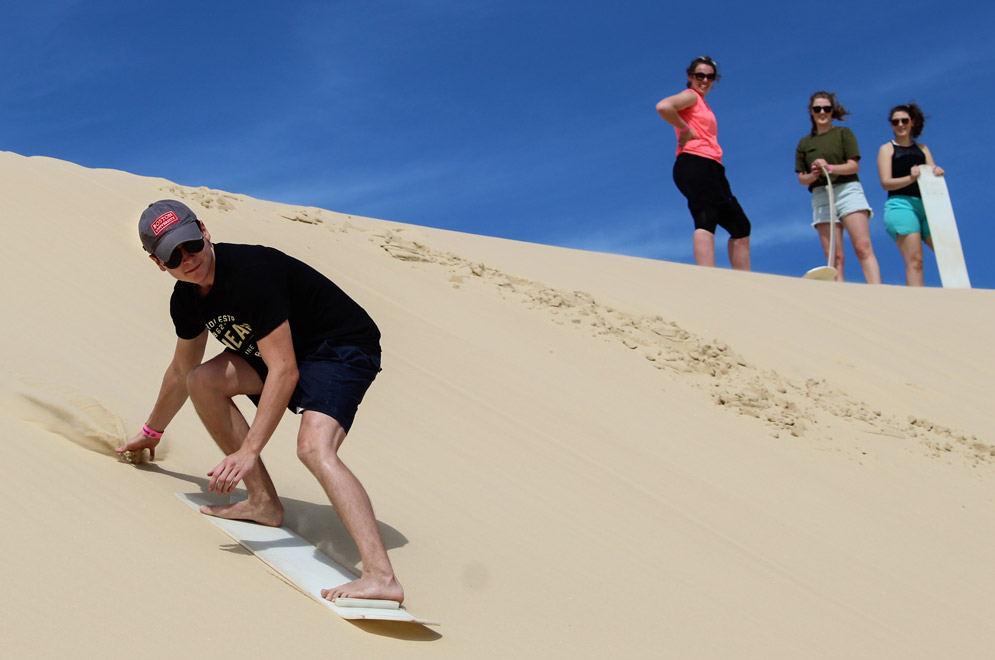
[281,207,327,225]
[374,230,992,463]
[161,185,240,212]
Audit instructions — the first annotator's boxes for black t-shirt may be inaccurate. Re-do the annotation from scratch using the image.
[170,243,380,371]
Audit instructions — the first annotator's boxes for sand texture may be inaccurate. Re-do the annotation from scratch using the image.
[1,150,993,659]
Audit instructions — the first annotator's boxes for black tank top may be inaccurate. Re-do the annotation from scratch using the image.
[889,141,926,198]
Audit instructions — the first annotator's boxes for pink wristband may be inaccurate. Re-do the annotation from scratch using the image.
[142,424,163,440]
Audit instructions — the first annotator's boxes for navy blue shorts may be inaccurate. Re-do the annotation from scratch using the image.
[241,343,381,434]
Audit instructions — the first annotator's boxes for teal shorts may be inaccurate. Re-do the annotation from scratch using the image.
[883,195,930,241]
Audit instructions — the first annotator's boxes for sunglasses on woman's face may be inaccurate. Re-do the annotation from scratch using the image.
[811,105,833,114]
[693,72,716,81]
[163,239,206,269]
[890,117,911,126]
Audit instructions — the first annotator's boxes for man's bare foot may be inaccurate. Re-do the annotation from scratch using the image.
[200,497,284,527]
[321,574,404,604]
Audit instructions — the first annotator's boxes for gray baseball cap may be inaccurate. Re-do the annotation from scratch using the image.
[139,200,204,262]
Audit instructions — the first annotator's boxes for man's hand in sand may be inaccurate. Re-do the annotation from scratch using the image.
[116,431,160,461]
[208,447,260,494]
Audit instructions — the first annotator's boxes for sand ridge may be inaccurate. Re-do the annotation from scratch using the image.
[378,226,991,464]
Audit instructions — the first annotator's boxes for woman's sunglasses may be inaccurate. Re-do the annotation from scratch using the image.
[693,72,716,81]
[163,239,205,269]
[890,117,911,126]
[811,105,833,114]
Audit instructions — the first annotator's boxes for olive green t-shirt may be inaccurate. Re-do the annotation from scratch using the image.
[795,126,861,191]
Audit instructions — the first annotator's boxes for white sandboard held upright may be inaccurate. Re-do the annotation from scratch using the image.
[176,492,438,626]
[918,167,971,288]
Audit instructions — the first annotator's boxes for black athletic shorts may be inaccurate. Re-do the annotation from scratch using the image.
[237,342,381,434]
[672,153,751,239]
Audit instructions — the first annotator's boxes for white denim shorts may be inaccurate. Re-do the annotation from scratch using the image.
[811,181,873,226]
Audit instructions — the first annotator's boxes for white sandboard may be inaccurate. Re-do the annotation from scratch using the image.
[803,265,837,281]
[176,493,438,625]
[918,167,970,288]
[803,167,839,281]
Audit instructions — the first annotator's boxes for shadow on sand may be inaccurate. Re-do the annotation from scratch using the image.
[131,462,442,641]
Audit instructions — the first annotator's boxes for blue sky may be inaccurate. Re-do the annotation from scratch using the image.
[4,1,993,288]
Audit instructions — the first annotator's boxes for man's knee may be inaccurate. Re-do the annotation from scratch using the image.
[186,363,213,398]
[296,415,346,467]
[296,433,320,466]
[187,355,262,400]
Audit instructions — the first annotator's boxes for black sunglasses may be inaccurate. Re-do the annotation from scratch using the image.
[693,72,716,81]
[811,105,833,114]
[890,117,911,126]
[163,239,206,269]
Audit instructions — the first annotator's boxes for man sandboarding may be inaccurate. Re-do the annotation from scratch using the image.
[117,199,403,604]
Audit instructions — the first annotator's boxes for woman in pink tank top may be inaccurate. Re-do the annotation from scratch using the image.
[656,56,751,270]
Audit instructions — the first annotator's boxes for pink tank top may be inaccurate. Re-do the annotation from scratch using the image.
[675,90,723,163]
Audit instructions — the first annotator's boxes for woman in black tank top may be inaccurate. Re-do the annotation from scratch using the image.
[876,103,945,286]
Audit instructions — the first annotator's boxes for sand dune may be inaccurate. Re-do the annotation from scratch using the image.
[2,150,993,658]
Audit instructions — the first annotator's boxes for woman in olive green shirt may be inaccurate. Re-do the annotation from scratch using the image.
[795,91,881,283]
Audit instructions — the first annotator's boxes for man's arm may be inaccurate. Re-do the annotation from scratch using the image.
[116,330,209,460]
[207,320,298,493]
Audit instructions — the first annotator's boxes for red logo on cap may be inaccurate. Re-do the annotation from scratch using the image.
[151,211,181,236]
